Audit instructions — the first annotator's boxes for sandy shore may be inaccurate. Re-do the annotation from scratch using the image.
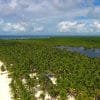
[0,61,12,100]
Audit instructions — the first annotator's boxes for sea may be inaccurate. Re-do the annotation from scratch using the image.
[0,35,99,40]
[0,35,51,40]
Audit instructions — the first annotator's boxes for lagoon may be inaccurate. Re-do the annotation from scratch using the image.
[56,46,100,58]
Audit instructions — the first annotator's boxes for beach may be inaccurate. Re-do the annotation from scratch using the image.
[0,61,12,100]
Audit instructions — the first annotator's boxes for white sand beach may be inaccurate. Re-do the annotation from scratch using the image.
[0,61,12,100]
[67,95,75,100]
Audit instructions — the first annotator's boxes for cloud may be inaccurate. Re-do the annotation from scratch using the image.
[53,0,82,10]
[93,21,100,32]
[0,19,44,33]
[57,21,77,32]
[57,20,100,33]
[0,0,18,15]
[93,6,100,18]
[94,22,100,29]
[0,19,100,35]
[3,23,26,32]
[33,26,44,32]
[0,0,100,35]
[0,0,98,20]
[9,0,17,9]
[0,20,26,32]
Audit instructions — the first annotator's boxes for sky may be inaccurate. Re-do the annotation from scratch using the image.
[0,0,100,36]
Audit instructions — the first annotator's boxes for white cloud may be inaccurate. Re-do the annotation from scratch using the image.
[57,21,77,32]
[33,26,44,32]
[0,0,18,15]
[93,21,100,32]
[94,22,100,29]
[92,6,100,19]
[9,0,17,9]
[0,0,99,36]
[0,21,26,32]
[53,0,82,10]
[0,0,97,20]
[0,19,100,34]
[0,19,44,33]
[57,21,100,33]
[3,23,26,32]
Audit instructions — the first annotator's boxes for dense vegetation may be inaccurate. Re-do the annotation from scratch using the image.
[0,37,100,100]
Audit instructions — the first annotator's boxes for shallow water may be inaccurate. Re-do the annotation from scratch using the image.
[56,46,100,58]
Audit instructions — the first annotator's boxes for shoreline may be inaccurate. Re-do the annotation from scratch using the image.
[0,61,12,100]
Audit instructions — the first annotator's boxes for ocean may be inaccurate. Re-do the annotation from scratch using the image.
[0,35,50,40]
[0,35,99,40]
